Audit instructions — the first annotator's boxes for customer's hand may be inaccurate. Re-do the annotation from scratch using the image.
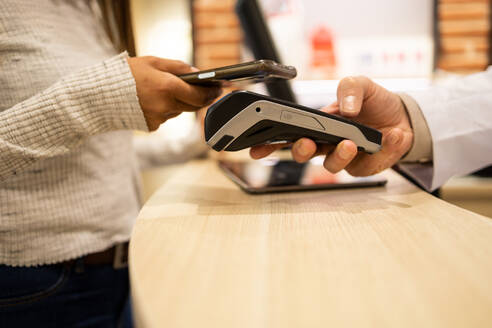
[128,56,222,131]
[250,76,414,176]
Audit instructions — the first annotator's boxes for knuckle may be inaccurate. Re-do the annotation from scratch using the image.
[339,76,368,95]
[150,104,166,117]
[346,164,369,177]
[157,75,176,92]
[176,60,189,69]
[144,56,159,66]
[171,59,184,65]
[371,163,387,175]
[172,59,191,72]
[323,161,339,174]
[156,81,169,93]
[345,166,360,177]
[355,75,370,84]
[340,76,358,88]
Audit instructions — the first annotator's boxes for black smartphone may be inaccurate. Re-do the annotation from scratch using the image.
[219,158,387,194]
[179,59,297,86]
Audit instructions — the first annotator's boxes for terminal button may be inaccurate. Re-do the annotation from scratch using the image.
[280,111,324,130]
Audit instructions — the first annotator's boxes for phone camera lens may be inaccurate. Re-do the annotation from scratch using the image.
[256,107,261,113]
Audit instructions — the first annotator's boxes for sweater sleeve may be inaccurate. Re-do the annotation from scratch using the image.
[0,52,148,182]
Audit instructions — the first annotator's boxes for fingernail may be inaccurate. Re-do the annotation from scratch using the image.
[296,140,309,157]
[338,142,352,160]
[191,66,200,72]
[388,130,401,145]
[342,95,356,113]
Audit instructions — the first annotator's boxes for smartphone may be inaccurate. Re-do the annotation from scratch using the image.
[179,60,297,86]
[219,158,387,194]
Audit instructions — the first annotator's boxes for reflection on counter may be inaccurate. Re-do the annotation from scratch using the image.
[219,156,387,194]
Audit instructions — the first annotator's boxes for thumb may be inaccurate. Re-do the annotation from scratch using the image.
[336,76,373,118]
[320,101,339,114]
[147,57,198,75]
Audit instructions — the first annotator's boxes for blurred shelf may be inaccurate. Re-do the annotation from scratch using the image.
[438,51,489,70]
[439,2,490,20]
[193,0,236,13]
[194,27,242,44]
[440,36,489,53]
[193,12,239,29]
[439,18,490,36]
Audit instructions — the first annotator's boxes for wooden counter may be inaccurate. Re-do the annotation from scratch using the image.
[130,158,492,328]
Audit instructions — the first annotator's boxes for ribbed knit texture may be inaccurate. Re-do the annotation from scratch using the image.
[0,0,148,266]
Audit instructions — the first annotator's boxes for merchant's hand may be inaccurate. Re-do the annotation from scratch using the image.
[250,76,414,176]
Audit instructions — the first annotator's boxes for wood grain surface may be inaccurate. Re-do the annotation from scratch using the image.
[130,159,492,328]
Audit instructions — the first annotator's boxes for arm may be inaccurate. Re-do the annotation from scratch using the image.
[250,76,414,183]
[0,53,147,182]
[250,71,492,192]
[0,53,221,183]
[399,68,492,190]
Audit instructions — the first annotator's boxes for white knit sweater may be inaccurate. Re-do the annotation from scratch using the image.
[0,0,150,266]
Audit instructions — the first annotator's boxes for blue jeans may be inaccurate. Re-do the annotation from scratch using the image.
[0,259,132,327]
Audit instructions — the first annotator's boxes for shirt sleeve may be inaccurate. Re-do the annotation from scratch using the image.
[397,68,492,191]
[399,93,433,163]
[0,52,148,183]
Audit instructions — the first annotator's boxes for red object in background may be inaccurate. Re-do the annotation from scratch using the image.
[311,25,336,69]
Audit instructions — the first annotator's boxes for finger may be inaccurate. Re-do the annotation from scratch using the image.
[322,140,358,173]
[291,138,337,163]
[165,74,222,108]
[346,127,412,176]
[320,101,339,114]
[147,57,222,107]
[172,98,203,113]
[292,138,318,163]
[336,76,373,117]
[250,143,289,159]
[146,56,198,75]
[151,99,202,123]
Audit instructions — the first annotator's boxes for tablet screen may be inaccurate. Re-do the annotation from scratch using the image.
[219,157,387,194]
